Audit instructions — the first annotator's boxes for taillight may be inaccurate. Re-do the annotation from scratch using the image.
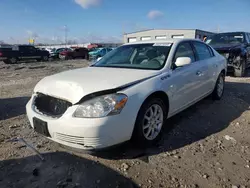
[0,52,2,56]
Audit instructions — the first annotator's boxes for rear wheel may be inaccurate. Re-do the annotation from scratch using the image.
[42,56,49,61]
[212,72,225,100]
[8,57,18,64]
[234,59,246,77]
[132,98,167,147]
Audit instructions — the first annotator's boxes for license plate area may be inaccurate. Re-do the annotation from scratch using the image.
[33,117,51,137]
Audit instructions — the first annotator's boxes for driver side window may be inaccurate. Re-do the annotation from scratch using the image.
[172,43,195,69]
[174,42,195,63]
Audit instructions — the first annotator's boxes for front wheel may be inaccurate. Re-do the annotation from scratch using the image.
[234,59,246,77]
[212,72,225,100]
[132,98,167,147]
[42,56,49,61]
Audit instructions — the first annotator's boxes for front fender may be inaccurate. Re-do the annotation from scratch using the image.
[120,73,168,128]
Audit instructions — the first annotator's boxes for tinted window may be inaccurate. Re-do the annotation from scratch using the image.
[56,48,65,52]
[193,42,212,60]
[174,42,195,63]
[246,33,250,43]
[19,46,33,51]
[207,46,214,57]
[206,32,245,45]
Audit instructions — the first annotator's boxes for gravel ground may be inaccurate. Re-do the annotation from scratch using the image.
[0,60,250,188]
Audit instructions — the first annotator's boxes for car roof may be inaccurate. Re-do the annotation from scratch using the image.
[216,31,246,34]
[123,38,202,45]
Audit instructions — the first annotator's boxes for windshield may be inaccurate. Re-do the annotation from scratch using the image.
[206,32,245,45]
[92,43,172,70]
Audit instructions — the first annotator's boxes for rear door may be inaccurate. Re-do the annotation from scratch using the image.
[192,41,216,94]
[73,49,81,58]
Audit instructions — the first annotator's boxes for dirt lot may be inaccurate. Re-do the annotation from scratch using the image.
[0,60,250,188]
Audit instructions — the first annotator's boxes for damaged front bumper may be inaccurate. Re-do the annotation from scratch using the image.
[25,95,132,150]
[222,54,243,72]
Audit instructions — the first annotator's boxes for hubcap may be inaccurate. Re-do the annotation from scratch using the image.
[217,75,224,97]
[142,104,164,140]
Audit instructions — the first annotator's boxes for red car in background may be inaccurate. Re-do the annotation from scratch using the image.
[59,47,89,60]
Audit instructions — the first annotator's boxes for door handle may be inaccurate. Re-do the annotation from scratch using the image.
[213,64,218,68]
[196,71,202,76]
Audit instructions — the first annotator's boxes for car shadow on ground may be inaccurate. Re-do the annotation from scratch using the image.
[0,152,138,188]
[0,96,30,120]
[92,81,250,160]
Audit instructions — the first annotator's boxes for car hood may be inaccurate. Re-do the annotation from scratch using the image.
[34,67,160,104]
[211,44,242,53]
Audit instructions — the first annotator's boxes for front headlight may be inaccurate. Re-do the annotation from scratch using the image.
[73,93,128,118]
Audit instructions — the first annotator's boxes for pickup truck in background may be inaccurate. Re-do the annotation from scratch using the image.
[0,45,50,64]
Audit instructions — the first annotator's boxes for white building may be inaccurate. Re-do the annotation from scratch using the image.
[123,29,214,43]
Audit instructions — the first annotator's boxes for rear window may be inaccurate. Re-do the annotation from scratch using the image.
[193,42,213,60]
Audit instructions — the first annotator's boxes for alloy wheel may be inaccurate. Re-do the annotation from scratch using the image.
[217,75,224,97]
[142,104,164,140]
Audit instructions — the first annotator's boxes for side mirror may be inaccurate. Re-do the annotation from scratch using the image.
[175,57,192,67]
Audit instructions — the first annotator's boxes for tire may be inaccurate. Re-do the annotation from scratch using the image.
[132,98,167,147]
[42,56,49,62]
[234,59,246,77]
[212,72,225,100]
[8,57,18,64]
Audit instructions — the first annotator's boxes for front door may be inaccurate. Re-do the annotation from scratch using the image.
[166,42,202,116]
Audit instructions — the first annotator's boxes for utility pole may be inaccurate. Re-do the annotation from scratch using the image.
[217,25,220,33]
[64,25,68,47]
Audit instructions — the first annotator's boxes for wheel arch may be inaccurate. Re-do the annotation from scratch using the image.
[130,90,170,143]
[137,90,169,117]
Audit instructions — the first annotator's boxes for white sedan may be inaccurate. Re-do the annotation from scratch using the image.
[26,39,227,150]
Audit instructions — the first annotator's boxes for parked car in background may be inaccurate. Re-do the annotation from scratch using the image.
[0,45,50,64]
[59,47,89,60]
[206,32,250,77]
[26,39,227,151]
[50,48,72,59]
[45,47,55,53]
[88,47,113,60]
